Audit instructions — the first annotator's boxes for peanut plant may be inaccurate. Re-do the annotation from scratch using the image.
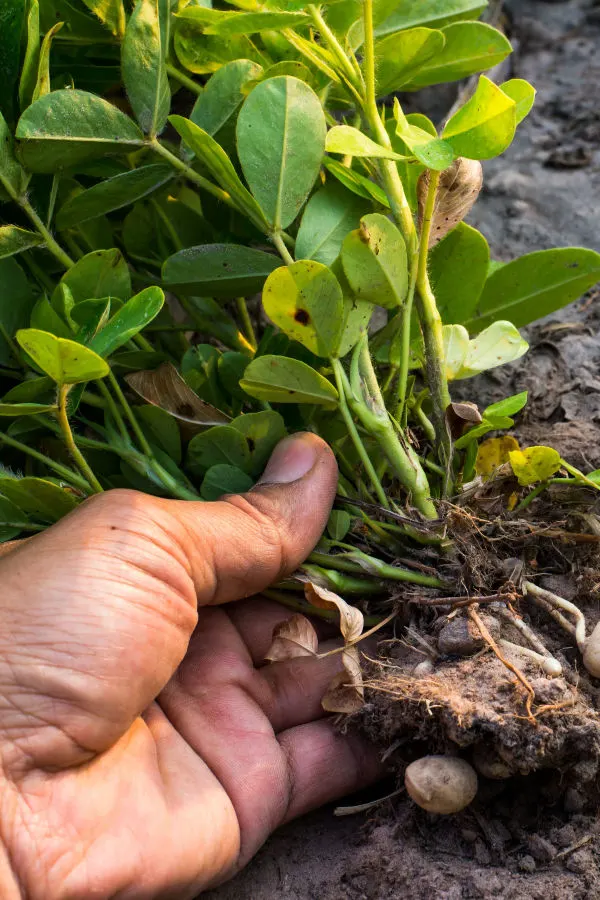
[1,0,600,592]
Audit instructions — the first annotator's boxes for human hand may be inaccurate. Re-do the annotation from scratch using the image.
[0,433,381,899]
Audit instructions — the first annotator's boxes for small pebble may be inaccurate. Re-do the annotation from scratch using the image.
[566,848,592,875]
[519,855,537,873]
[527,834,557,863]
[552,824,577,848]
[437,618,484,657]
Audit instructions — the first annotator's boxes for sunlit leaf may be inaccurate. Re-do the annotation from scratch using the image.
[89,287,164,358]
[326,125,405,161]
[16,328,110,384]
[443,76,517,160]
[500,78,536,125]
[240,355,339,406]
[476,435,520,480]
[509,446,562,486]
[341,213,408,309]
[429,223,490,325]
[0,225,43,259]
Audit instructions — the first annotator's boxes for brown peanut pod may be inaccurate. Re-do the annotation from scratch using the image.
[418,158,484,248]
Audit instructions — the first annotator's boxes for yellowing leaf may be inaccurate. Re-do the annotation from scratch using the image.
[321,647,365,714]
[509,446,562,486]
[265,614,319,662]
[304,581,364,644]
[476,436,520,480]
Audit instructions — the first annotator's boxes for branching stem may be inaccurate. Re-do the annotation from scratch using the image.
[56,385,103,493]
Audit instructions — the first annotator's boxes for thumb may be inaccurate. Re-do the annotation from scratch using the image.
[156,431,338,606]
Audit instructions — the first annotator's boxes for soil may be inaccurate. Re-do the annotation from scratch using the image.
[206,2,600,897]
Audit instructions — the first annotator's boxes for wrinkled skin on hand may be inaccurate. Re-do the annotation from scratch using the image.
[0,434,381,899]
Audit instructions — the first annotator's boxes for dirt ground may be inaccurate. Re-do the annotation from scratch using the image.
[206,2,600,897]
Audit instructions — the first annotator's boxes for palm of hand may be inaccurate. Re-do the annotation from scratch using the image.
[0,437,378,899]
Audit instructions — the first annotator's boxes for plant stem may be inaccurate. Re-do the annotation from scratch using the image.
[331,357,390,509]
[272,231,295,265]
[308,4,363,90]
[166,62,203,95]
[308,550,444,588]
[96,380,129,443]
[108,370,153,457]
[561,460,600,492]
[235,297,257,351]
[149,139,236,209]
[19,197,74,269]
[0,431,90,491]
[56,385,103,493]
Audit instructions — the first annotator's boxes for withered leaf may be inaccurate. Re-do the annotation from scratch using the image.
[322,647,365,714]
[305,581,364,644]
[265,614,319,663]
[125,362,230,428]
[418,158,483,248]
[446,401,482,440]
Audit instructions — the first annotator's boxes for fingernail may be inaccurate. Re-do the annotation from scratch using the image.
[257,434,319,485]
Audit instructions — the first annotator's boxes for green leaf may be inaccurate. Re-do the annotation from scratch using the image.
[402,22,512,90]
[19,0,40,111]
[80,0,126,37]
[55,249,131,303]
[0,225,44,259]
[237,76,326,230]
[455,321,529,379]
[0,257,37,366]
[240,355,339,406]
[169,115,268,231]
[89,286,164,358]
[326,125,405,161]
[429,223,490,324]
[467,248,600,332]
[0,0,25,123]
[509,446,562,486]
[442,324,470,380]
[485,392,528,418]
[327,509,351,541]
[375,0,488,36]
[296,182,371,267]
[200,464,253,501]
[190,59,262,139]
[122,0,170,136]
[174,19,260,76]
[16,89,144,173]
[231,409,287,476]
[454,415,514,449]
[162,243,280,297]
[394,100,454,170]
[443,76,517,160]
[0,110,26,199]
[341,213,408,309]
[0,476,80,523]
[31,21,63,105]
[187,426,250,474]
[500,79,536,125]
[375,27,446,95]
[56,165,173,229]
[177,7,309,36]
[30,295,72,338]
[0,494,29,542]
[136,404,182,464]
[322,158,389,208]
[0,402,56,416]
[16,328,110,384]
[72,298,111,343]
[262,261,344,357]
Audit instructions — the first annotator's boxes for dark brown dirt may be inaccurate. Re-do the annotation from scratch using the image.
[206,2,600,897]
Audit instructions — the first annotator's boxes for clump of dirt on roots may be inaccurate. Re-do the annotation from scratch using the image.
[353,479,600,797]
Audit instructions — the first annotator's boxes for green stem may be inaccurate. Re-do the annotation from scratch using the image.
[308,550,443,588]
[0,431,90,491]
[96,380,129,443]
[235,297,257,351]
[166,62,203,95]
[308,4,363,90]
[331,358,389,509]
[272,231,295,265]
[19,197,74,269]
[150,139,236,210]
[396,262,418,418]
[56,385,103,493]
[561,460,600,492]
[0,324,21,366]
[108,370,153,457]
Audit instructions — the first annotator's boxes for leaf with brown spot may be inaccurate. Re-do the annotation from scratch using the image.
[264,614,319,662]
[304,581,364,644]
[321,647,364,714]
[125,362,230,429]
